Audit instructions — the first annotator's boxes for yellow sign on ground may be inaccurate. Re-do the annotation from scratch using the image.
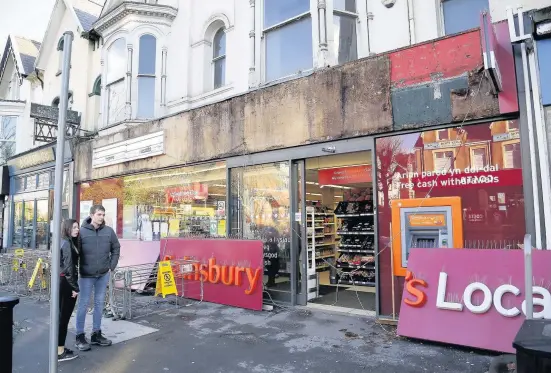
[28,258,43,289]
[155,260,178,298]
[12,249,25,271]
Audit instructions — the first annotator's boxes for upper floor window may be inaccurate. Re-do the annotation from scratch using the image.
[92,76,102,96]
[442,0,489,35]
[213,29,226,90]
[106,38,127,124]
[333,0,358,64]
[137,34,157,119]
[263,0,312,82]
[0,116,16,162]
[51,92,73,109]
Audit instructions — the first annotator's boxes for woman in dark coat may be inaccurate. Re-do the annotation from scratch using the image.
[58,218,80,362]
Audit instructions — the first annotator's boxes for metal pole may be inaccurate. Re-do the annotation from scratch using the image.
[49,31,73,373]
[524,234,533,319]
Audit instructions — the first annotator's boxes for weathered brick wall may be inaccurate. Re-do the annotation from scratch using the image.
[74,30,501,182]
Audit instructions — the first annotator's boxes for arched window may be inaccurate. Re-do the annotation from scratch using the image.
[106,38,126,124]
[137,34,156,119]
[212,29,226,89]
[57,37,64,73]
[52,92,73,109]
[92,75,101,96]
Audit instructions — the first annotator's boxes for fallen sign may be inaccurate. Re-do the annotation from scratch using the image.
[397,248,551,354]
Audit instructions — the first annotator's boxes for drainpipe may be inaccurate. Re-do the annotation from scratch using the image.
[407,0,416,45]
[365,0,372,54]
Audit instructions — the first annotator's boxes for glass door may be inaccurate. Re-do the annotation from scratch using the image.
[36,200,49,250]
[229,162,293,303]
[292,160,308,305]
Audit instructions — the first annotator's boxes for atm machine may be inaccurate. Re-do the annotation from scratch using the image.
[390,197,464,277]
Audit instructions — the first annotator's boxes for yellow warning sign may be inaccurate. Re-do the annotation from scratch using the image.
[28,258,43,289]
[12,249,25,271]
[155,260,178,298]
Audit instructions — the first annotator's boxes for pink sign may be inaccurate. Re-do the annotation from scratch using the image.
[397,248,551,353]
[116,240,161,291]
[161,239,264,311]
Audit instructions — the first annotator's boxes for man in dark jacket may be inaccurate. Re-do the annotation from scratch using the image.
[74,204,120,351]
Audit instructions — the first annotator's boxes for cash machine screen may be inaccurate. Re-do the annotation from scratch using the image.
[401,210,452,267]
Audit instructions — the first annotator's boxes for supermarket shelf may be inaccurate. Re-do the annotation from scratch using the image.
[335,213,374,218]
[337,231,374,235]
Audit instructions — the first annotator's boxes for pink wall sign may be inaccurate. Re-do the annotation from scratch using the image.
[161,238,264,311]
[397,248,551,353]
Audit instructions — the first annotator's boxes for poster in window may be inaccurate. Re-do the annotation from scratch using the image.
[102,198,118,234]
[79,200,93,224]
[375,120,525,317]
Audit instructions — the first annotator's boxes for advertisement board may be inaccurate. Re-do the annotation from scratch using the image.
[161,238,264,311]
[397,248,551,353]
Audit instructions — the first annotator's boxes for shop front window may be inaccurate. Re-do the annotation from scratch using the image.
[230,162,291,294]
[375,120,525,318]
[79,162,227,240]
[13,202,23,247]
[23,201,35,249]
[36,200,49,250]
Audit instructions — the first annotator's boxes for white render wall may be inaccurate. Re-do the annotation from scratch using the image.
[91,0,551,131]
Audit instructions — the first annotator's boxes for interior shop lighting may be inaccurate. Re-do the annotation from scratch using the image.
[305,181,352,189]
[317,163,371,170]
[306,193,323,196]
[125,165,226,182]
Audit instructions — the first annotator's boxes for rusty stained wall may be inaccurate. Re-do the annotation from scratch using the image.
[75,55,393,182]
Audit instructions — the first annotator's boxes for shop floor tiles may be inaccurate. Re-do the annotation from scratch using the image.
[309,285,376,311]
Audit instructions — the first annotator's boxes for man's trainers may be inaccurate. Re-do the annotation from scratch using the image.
[58,348,79,362]
[91,330,112,346]
[75,333,91,351]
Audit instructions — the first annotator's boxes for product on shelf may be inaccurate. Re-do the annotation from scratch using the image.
[333,197,376,287]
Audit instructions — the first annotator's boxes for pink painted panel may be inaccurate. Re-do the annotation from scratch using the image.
[397,248,551,353]
[495,21,519,114]
[161,238,264,311]
[115,239,161,291]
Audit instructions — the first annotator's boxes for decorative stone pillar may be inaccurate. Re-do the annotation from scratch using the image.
[317,0,329,67]
[125,44,133,120]
[161,47,167,107]
[100,58,107,129]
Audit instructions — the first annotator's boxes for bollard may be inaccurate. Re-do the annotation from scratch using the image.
[0,296,20,373]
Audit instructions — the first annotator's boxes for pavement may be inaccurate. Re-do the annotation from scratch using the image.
[7,294,496,373]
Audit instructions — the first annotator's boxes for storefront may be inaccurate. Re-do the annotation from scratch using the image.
[5,142,74,250]
[77,118,528,316]
[375,119,526,320]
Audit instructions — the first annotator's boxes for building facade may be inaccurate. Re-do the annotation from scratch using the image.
[1,0,105,251]
[3,0,551,319]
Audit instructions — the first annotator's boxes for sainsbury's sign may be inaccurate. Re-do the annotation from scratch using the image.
[397,248,551,353]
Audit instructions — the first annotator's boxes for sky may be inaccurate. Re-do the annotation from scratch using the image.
[0,0,56,51]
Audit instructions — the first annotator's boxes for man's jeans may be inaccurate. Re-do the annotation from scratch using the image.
[75,272,110,335]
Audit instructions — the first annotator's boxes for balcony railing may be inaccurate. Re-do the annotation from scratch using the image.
[31,103,81,143]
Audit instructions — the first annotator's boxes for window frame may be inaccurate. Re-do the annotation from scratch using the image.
[137,34,157,119]
[261,0,313,83]
[469,145,489,169]
[105,37,127,125]
[332,0,359,65]
[432,149,455,172]
[440,0,489,36]
[212,28,227,90]
[436,129,450,141]
[502,140,521,169]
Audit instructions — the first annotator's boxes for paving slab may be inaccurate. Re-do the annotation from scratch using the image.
[8,294,496,373]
